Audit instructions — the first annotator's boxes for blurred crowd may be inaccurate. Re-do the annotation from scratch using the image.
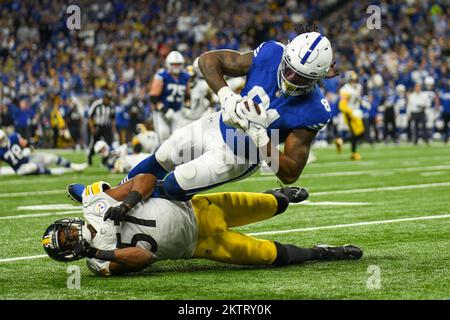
[0,0,448,149]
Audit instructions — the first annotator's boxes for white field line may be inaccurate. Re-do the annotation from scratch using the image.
[2,213,450,263]
[1,181,450,201]
[248,213,450,236]
[17,204,79,211]
[0,173,119,186]
[292,201,371,206]
[0,189,65,198]
[420,171,446,177]
[302,155,450,168]
[0,255,48,262]
[312,181,450,196]
[247,165,450,182]
[0,210,81,220]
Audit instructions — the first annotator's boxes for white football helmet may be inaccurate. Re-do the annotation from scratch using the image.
[94,140,110,158]
[396,84,406,96]
[424,76,435,90]
[166,51,185,75]
[278,32,333,96]
[0,129,8,148]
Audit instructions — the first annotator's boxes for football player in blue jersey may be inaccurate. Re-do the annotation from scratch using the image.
[150,51,191,142]
[68,32,337,217]
[0,129,87,176]
[439,79,450,143]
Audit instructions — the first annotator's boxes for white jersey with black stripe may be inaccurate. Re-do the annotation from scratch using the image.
[88,98,115,126]
[82,184,198,275]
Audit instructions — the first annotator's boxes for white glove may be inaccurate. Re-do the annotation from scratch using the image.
[22,147,31,157]
[218,86,247,130]
[238,99,270,147]
[164,108,175,121]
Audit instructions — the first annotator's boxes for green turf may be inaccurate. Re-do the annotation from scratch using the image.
[0,143,449,299]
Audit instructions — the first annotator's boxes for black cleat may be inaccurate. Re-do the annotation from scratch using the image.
[66,183,85,205]
[313,244,363,261]
[271,186,309,203]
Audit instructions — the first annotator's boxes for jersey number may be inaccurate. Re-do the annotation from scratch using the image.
[118,217,158,253]
[4,144,23,166]
[166,84,186,103]
[247,86,280,126]
[321,99,331,112]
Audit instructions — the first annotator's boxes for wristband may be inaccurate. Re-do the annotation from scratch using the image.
[123,190,143,209]
[96,250,116,261]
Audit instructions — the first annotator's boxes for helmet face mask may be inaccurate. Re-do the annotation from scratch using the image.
[42,218,88,262]
[278,57,319,96]
[168,63,183,75]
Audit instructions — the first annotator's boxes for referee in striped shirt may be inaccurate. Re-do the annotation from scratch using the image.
[87,92,116,165]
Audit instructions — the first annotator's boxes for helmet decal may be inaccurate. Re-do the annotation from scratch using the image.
[300,34,323,65]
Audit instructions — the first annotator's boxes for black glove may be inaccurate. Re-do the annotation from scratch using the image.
[73,239,97,259]
[103,202,130,223]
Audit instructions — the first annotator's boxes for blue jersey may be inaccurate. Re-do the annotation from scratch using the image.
[220,41,331,151]
[439,89,450,114]
[155,69,190,111]
[394,95,407,114]
[0,133,30,171]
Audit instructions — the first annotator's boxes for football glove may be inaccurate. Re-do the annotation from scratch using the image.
[238,99,270,147]
[163,108,175,121]
[73,239,97,259]
[103,202,130,223]
[218,86,247,130]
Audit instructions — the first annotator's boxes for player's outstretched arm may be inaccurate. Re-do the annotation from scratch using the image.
[263,128,317,184]
[108,247,155,275]
[197,50,253,94]
[79,242,155,276]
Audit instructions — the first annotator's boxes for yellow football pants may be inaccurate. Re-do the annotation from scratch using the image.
[343,112,364,136]
[191,192,278,265]
[339,100,365,137]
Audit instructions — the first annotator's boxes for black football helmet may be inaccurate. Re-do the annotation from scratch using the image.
[41,218,87,262]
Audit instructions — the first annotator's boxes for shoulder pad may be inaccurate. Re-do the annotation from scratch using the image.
[253,41,284,65]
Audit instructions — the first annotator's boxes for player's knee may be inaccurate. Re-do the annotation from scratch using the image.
[127,154,168,180]
[155,140,177,172]
[263,190,289,215]
[17,164,38,176]
[162,173,193,202]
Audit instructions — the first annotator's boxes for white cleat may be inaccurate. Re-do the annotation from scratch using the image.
[70,163,88,172]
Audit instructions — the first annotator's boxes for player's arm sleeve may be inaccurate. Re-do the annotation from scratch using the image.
[302,100,332,132]
[153,71,164,81]
[252,41,284,67]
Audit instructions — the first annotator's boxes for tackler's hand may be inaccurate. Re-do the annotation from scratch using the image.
[103,203,130,223]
